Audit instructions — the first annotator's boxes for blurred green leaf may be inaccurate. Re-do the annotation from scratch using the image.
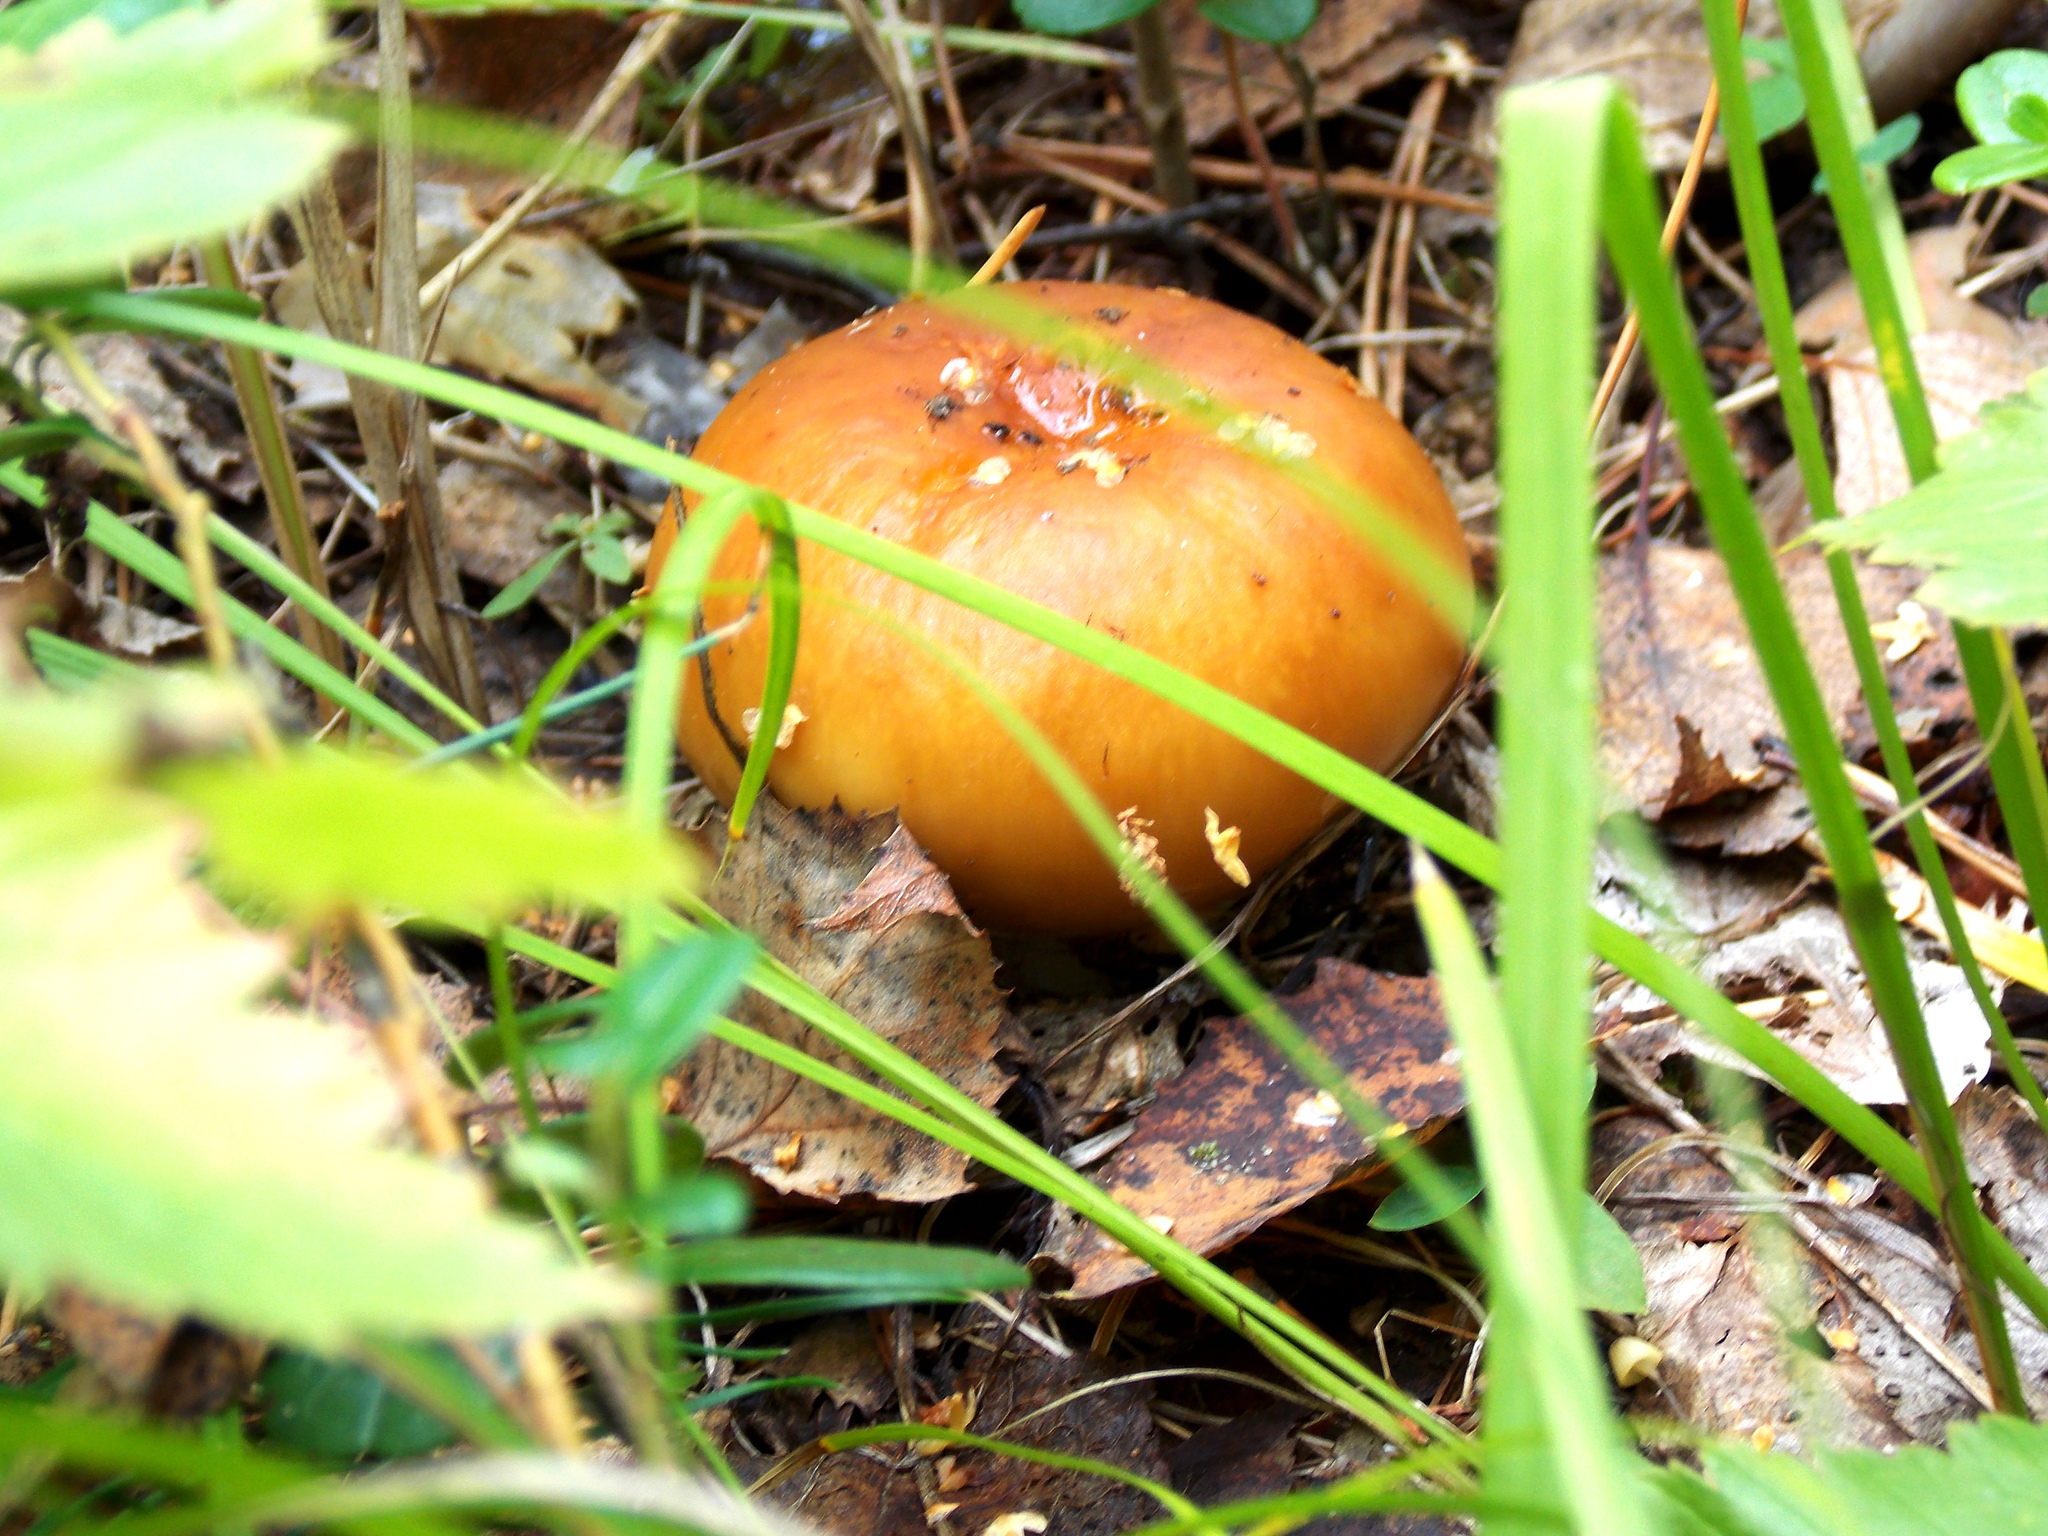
[1956,47,2048,145]
[479,541,574,619]
[2010,92,2048,143]
[1812,112,1919,193]
[1742,37,1806,139]
[1807,370,2048,624]
[1012,0,1153,37]
[259,1351,457,1462]
[0,0,347,293]
[539,933,754,1088]
[0,798,647,1347]
[0,0,200,51]
[663,1236,1029,1294]
[1933,139,2048,193]
[2028,285,2048,317]
[582,532,634,587]
[158,747,696,925]
[1576,1195,1646,1313]
[1370,1166,1482,1231]
[628,1170,751,1240]
[1198,0,1313,43]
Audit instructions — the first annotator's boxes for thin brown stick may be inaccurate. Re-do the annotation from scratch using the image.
[927,0,975,174]
[1000,135,1491,216]
[1220,32,1303,262]
[1587,0,1747,434]
[836,0,954,289]
[1382,75,1448,415]
[1003,138,1322,315]
[355,911,464,1158]
[1356,89,1436,395]
[968,204,1045,284]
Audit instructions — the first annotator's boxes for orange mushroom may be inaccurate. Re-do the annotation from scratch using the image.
[648,281,1471,934]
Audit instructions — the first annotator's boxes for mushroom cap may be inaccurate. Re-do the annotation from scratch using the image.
[655,280,1472,934]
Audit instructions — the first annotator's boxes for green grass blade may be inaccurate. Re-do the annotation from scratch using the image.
[0,465,434,752]
[1485,77,1649,1536]
[1780,0,2048,1024]
[1699,0,2048,1134]
[1591,66,2030,1411]
[722,493,799,845]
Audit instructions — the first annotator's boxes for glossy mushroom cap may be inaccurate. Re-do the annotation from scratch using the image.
[652,280,1472,934]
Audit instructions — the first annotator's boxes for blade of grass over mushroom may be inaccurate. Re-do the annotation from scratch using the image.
[1586,70,2030,1410]
[78,290,2048,1322]
[0,464,434,753]
[1780,0,2048,973]
[1699,0,2048,1132]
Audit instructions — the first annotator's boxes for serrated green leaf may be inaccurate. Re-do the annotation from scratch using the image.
[1932,139,2048,194]
[0,801,647,1347]
[1198,0,1313,43]
[1956,47,2048,145]
[259,1351,457,1462]
[1370,1165,1482,1231]
[479,540,574,619]
[158,747,696,925]
[663,1236,1030,1294]
[1576,1194,1646,1313]
[0,0,346,293]
[1013,0,1154,37]
[1808,371,2048,625]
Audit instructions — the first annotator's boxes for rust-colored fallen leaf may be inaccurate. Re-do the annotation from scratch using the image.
[1035,958,1463,1297]
[811,824,981,936]
[668,796,1014,1203]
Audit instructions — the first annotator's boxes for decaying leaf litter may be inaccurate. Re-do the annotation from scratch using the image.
[15,0,2048,1523]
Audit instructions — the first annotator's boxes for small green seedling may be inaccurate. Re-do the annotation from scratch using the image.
[482,505,640,619]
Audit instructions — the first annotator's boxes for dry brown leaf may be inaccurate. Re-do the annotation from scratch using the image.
[46,1289,263,1418]
[1592,1115,1908,1452]
[811,823,981,936]
[668,796,1014,1202]
[1169,0,1436,146]
[1597,540,1968,851]
[1036,958,1463,1297]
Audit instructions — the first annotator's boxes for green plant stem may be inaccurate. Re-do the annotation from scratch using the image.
[195,235,349,691]
[1592,64,2028,1413]
[76,290,2048,1337]
[1780,0,2048,975]
[486,934,545,1134]
[1699,0,2048,1135]
[1127,2,1197,207]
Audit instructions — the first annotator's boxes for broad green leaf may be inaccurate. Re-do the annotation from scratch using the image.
[1933,139,2048,193]
[2029,284,2048,318]
[260,1351,457,1462]
[664,1236,1029,1294]
[1955,47,2048,145]
[582,531,634,587]
[1013,0,1154,37]
[1198,0,1313,43]
[2011,92,2048,144]
[1576,1194,1646,1313]
[1807,371,2048,625]
[479,540,574,619]
[0,0,346,293]
[0,801,647,1346]
[1370,1165,1482,1231]
[159,747,696,925]
[1742,37,1805,139]
[0,673,253,800]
